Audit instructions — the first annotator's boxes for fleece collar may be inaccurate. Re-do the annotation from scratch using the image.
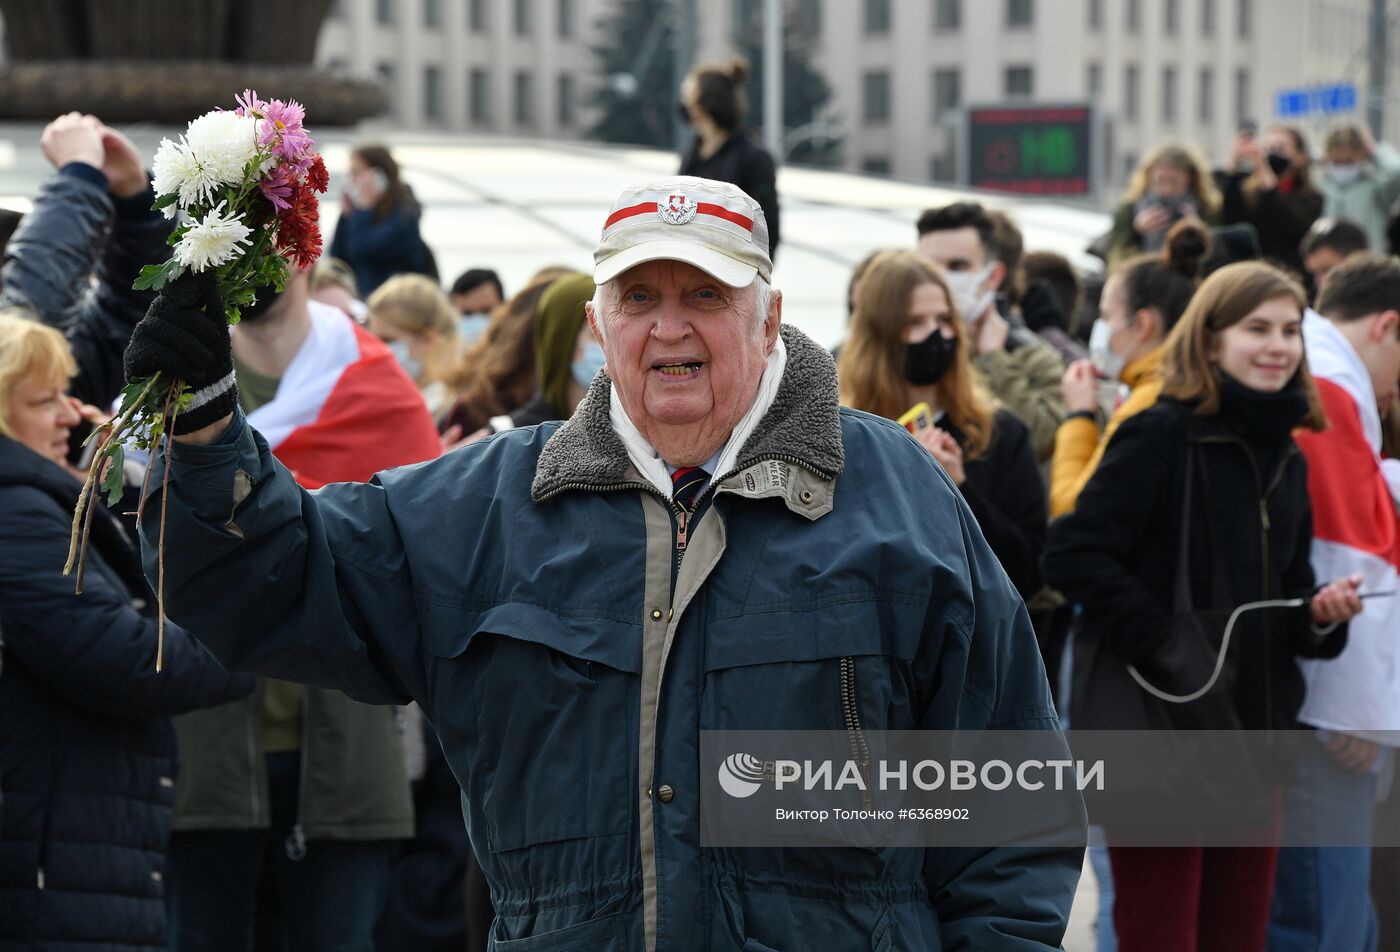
[531,324,844,503]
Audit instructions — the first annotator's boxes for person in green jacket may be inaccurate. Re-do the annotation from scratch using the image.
[1313,122,1400,256]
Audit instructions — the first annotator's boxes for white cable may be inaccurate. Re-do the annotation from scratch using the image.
[1127,598,1307,704]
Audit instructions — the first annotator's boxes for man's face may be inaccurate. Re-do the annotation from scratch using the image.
[452,283,502,315]
[588,260,780,466]
[1357,312,1400,407]
[917,226,988,274]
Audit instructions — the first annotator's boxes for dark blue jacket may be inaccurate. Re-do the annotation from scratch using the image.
[329,203,428,297]
[144,326,1082,950]
[0,437,252,950]
[1,163,172,412]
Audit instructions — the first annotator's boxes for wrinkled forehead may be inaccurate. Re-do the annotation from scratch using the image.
[607,258,732,292]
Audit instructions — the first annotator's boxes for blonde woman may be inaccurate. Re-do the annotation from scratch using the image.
[0,311,250,949]
[366,273,460,421]
[1107,142,1222,266]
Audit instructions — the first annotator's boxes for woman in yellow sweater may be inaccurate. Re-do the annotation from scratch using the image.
[1050,222,1209,517]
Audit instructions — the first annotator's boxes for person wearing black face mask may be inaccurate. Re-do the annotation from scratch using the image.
[837,249,1048,600]
[1217,124,1324,272]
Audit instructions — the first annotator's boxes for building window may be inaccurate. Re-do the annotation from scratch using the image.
[469,0,486,30]
[862,70,891,122]
[557,73,575,126]
[1087,0,1102,29]
[1237,0,1251,37]
[931,154,955,181]
[1004,65,1034,99]
[934,0,960,30]
[514,71,534,124]
[557,0,574,36]
[1201,0,1214,35]
[1198,67,1214,121]
[1006,0,1032,28]
[515,0,531,35]
[1164,0,1178,33]
[1087,62,1102,97]
[424,0,441,27]
[1126,0,1140,32]
[469,69,490,122]
[1124,65,1139,119]
[377,63,397,115]
[1161,66,1177,121]
[862,156,892,175]
[375,0,394,24]
[424,66,443,120]
[932,69,961,121]
[864,0,891,34]
[794,0,822,35]
[1234,68,1250,124]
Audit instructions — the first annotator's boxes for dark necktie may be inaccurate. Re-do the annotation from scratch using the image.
[671,466,709,511]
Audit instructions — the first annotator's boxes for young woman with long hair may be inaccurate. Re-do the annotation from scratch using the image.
[1106,142,1222,266]
[1044,262,1364,952]
[839,249,1047,599]
[329,144,434,296]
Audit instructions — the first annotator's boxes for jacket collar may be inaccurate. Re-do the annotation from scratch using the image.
[532,324,844,503]
[1122,345,1165,390]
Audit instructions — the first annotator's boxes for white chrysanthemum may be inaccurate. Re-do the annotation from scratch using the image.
[173,202,253,271]
[150,111,260,213]
[149,137,202,217]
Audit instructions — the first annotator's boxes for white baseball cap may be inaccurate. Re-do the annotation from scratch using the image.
[593,175,773,288]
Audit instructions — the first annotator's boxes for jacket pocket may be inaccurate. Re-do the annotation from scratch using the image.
[422,601,640,853]
[489,910,627,951]
[700,597,923,733]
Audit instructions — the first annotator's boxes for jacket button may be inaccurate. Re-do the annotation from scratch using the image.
[657,784,675,803]
[799,490,814,504]
[651,609,663,621]
[158,776,174,788]
[151,870,163,883]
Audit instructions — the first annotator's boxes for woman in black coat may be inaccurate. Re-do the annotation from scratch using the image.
[838,249,1046,600]
[0,312,252,950]
[1042,262,1362,952]
[678,58,780,258]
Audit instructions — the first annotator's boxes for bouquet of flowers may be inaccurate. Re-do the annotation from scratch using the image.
[65,90,329,668]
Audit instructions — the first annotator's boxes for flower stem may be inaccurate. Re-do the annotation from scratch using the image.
[156,380,183,674]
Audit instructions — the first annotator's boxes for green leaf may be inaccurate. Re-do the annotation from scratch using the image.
[152,192,179,210]
[102,443,126,507]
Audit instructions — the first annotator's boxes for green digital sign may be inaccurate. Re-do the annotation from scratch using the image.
[966,104,1093,196]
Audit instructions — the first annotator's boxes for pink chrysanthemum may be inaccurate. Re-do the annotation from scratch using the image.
[234,88,268,118]
[259,98,313,165]
[260,164,296,212]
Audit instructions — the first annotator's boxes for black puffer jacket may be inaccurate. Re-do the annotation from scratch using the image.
[1,163,172,411]
[0,438,252,951]
[1044,395,1347,731]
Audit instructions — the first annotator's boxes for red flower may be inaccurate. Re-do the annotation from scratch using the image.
[274,181,322,270]
[306,155,330,194]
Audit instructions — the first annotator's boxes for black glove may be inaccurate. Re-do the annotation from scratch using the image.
[124,271,235,434]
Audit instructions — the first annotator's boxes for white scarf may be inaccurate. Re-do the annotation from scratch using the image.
[609,334,789,498]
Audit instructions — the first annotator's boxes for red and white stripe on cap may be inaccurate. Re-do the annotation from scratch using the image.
[604,194,754,232]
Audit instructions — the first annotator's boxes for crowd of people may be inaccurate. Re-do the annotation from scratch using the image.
[1,85,1399,952]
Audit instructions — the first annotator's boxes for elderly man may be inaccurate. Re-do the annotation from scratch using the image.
[127,176,1081,949]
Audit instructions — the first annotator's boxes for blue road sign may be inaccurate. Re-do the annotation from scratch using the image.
[1276,83,1358,118]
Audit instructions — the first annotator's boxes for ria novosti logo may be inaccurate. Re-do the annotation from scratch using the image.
[717,753,766,799]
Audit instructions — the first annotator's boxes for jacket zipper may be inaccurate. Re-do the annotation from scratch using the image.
[1193,435,1297,730]
[839,657,873,809]
[285,690,310,861]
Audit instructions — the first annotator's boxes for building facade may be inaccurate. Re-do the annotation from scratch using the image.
[315,0,1398,197]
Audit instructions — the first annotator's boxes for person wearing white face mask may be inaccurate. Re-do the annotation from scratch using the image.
[366,273,461,422]
[1050,222,1210,519]
[917,201,1066,461]
[1314,123,1400,255]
